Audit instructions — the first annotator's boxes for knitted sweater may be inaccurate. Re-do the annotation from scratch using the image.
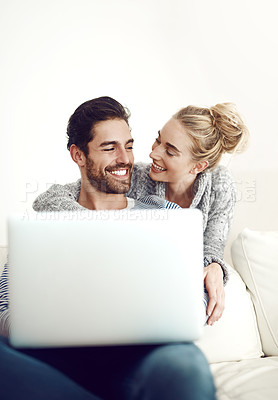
[33,163,235,283]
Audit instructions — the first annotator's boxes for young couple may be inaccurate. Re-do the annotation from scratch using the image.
[0,96,248,400]
[33,96,248,325]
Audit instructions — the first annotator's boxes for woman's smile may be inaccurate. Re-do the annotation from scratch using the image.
[151,161,167,173]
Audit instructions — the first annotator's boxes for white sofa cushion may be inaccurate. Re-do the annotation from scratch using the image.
[196,264,263,363]
[232,229,278,356]
[211,356,278,400]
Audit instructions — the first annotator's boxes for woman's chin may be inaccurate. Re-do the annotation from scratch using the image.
[149,169,165,182]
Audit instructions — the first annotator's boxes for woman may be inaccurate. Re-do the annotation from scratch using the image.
[127,103,249,325]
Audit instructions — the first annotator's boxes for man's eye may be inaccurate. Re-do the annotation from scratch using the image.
[155,138,161,144]
[103,148,114,152]
[126,146,133,150]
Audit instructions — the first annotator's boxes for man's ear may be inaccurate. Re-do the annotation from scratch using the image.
[190,160,209,175]
[70,144,86,167]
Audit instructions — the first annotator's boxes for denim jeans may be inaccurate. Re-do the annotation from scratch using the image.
[0,336,216,400]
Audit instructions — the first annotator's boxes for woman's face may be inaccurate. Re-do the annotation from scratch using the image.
[149,118,196,184]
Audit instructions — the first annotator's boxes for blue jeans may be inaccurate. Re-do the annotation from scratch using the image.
[0,336,216,400]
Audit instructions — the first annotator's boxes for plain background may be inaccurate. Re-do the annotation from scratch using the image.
[1,0,278,245]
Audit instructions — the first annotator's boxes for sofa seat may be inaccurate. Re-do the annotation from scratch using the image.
[211,357,278,400]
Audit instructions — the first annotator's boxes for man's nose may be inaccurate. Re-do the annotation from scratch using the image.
[116,147,130,164]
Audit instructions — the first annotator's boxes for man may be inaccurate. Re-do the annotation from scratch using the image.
[0,97,216,400]
[32,96,176,213]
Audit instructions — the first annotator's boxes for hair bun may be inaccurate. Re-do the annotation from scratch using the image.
[210,103,249,153]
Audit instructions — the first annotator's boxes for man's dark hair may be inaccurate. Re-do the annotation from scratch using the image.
[66,96,131,156]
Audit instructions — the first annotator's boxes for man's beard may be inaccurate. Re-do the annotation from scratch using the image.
[85,157,133,194]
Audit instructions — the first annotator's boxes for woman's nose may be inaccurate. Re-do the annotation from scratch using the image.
[150,145,161,160]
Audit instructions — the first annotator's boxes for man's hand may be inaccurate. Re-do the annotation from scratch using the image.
[203,263,225,326]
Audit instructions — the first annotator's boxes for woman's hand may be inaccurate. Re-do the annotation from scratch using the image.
[203,263,225,326]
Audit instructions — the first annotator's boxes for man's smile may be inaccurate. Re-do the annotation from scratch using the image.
[105,163,133,180]
[107,168,129,178]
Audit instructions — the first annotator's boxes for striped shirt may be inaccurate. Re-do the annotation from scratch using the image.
[0,262,9,337]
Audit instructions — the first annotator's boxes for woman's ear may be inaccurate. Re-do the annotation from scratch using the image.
[70,144,86,167]
[190,160,209,175]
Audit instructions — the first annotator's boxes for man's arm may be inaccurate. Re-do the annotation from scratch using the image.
[0,263,10,337]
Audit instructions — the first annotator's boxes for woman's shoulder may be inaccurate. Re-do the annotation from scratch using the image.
[210,165,235,191]
[211,165,233,179]
[211,165,236,199]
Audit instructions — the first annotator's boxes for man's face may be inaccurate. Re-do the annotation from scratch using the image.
[85,119,134,194]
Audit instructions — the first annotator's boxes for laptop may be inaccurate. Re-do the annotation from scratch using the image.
[8,208,204,348]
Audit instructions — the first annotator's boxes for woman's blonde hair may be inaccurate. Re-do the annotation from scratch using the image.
[173,103,249,170]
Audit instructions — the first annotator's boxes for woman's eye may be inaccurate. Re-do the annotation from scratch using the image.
[166,150,175,157]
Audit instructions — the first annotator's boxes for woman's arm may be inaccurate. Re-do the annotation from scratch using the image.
[127,163,165,199]
[204,263,225,325]
[32,180,83,212]
[203,168,236,283]
[203,168,236,325]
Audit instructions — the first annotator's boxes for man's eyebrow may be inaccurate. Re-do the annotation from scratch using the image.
[99,139,134,147]
[99,141,117,147]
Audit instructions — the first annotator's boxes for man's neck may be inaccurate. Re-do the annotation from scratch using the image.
[165,177,195,208]
[78,182,128,210]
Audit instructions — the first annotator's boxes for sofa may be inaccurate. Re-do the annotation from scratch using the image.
[196,228,278,399]
[1,226,278,399]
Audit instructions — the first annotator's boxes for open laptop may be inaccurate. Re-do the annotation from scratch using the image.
[8,208,204,348]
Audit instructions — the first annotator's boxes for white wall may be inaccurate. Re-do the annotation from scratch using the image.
[1,0,278,245]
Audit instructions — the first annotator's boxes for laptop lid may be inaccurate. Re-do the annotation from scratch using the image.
[8,208,204,348]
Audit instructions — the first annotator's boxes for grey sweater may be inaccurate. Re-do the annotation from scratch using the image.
[33,163,236,283]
